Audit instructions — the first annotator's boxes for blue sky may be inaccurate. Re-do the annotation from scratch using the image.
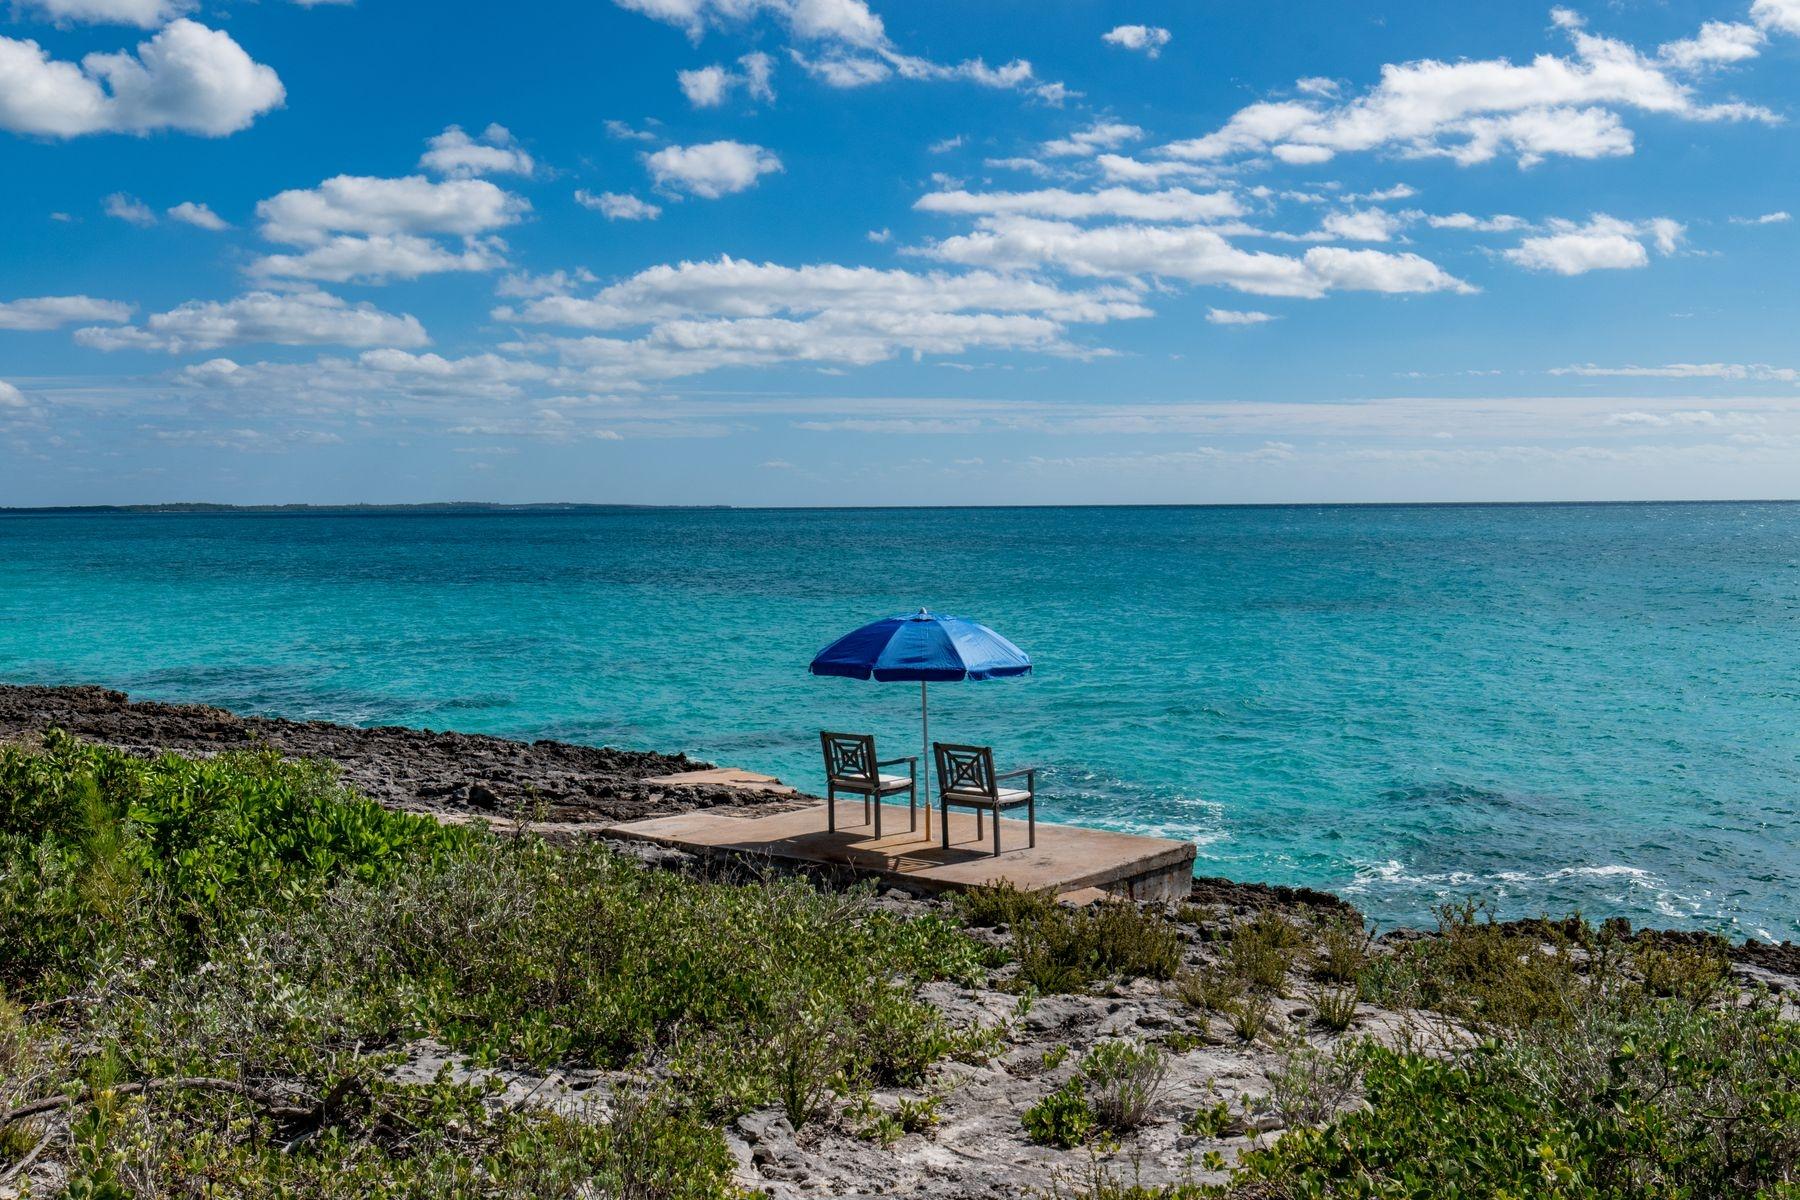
[2,0,1798,505]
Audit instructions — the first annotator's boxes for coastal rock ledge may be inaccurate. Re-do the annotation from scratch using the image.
[0,684,797,826]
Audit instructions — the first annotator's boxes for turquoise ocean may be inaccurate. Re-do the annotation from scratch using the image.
[2,503,1795,939]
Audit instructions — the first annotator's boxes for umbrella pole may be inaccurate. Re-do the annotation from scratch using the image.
[920,680,930,842]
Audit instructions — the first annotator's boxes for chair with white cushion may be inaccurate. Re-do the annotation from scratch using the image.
[820,730,917,839]
[932,742,1036,857]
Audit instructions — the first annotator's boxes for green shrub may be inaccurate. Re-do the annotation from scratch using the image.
[1023,1079,1096,1149]
[1013,902,1183,994]
[1311,916,1371,984]
[1079,1040,1170,1133]
[1308,984,1358,1032]
[1227,997,1800,1199]
[1227,910,1301,995]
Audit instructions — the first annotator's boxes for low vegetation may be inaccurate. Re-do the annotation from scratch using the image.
[6,733,1795,1198]
[0,732,981,1196]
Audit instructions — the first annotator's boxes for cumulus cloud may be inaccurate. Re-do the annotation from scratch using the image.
[1318,207,1404,242]
[1206,308,1277,325]
[0,380,24,407]
[1751,0,1800,36]
[645,140,782,198]
[1041,119,1141,157]
[1426,211,1530,232]
[1658,21,1765,69]
[0,20,283,138]
[1101,25,1172,57]
[256,175,529,244]
[575,190,662,220]
[103,191,155,225]
[1155,10,1775,169]
[0,294,134,330]
[249,234,509,284]
[17,0,189,27]
[74,289,428,353]
[1731,210,1790,225]
[1503,214,1682,274]
[922,216,1474,298]
[677,51,774,107]
[614,0,1069,102]
[167,200,227,229]
[916,186,1242,223]
[419,123,534,178]
[488,256,1150,384]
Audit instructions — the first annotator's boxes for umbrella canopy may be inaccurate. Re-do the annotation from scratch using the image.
[809,609,1032,682]
[810,609,1031,841]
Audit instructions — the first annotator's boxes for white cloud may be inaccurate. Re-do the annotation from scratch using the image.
[1427,211,1529,232]
[1101,25,1172,58]
[1093,154,1216,184]
[1553,362,1799,383]
[1156,12,1775,169]
[604,118,660,142]
[16,0,189,27]
[490,256,1150,384]
[1503,214,1682,275]
[104,191,155,225]
[1731,210,1790,225]
[249,234,509,283]
[1319,207,1404,242]
[0,20,284,138]
[928,134,963,153]
[1658,21,1765,69]
[75,289,428,353]
[575,190,662,220]
[916,186,1242,223]
[0,380,24,407]
[625,0,1070,102]
[0,294,133,330]
[1751,0,1800,36]
[923,216,1474,298]
[419,123,534,178]
[677,51,774,107]
[645,140,782,198]
[167,200,227,229]
[1206,308,1277,325]
[1041,119,1141,157]
[615,0,888,49]
[256,175,529,244]
[1295,76,1339,97]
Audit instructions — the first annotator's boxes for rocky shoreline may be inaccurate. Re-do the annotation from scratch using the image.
[0,684,799,826]
[3,682,1795,976]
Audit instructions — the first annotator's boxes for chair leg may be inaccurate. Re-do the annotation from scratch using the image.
[863,793,870,825]
[993,807,1002,857]
[874,791,882,840]
[941,801,950,850]
[976,808,983,839]
[827,787,835,833]
[908,781,917,833]
[1028,797,1036,849]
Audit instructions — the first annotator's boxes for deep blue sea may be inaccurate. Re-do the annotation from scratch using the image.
[2,504,1796,939]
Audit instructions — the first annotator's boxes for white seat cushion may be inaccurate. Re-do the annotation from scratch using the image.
[831,773,913,793]
[942,787,1031,807]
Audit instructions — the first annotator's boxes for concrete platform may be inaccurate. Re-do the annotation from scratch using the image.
[606,801,1197,902]
[649,766,797,794]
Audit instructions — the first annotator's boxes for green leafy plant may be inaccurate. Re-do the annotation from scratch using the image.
[1079,1040,1170,1133]
[1023,1079,1096,1149]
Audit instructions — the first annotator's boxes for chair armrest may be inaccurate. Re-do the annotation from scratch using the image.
[877,756,917,777]
[996,766,1036,785]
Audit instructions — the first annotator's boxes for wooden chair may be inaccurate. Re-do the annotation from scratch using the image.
[820,731,917,839]
[932,742,1036,857]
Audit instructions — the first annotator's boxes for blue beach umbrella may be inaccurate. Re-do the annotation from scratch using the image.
[810,609,1032,837]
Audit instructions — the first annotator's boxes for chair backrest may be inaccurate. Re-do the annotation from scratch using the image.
[820,730,878,785]
[934,742,997,799]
